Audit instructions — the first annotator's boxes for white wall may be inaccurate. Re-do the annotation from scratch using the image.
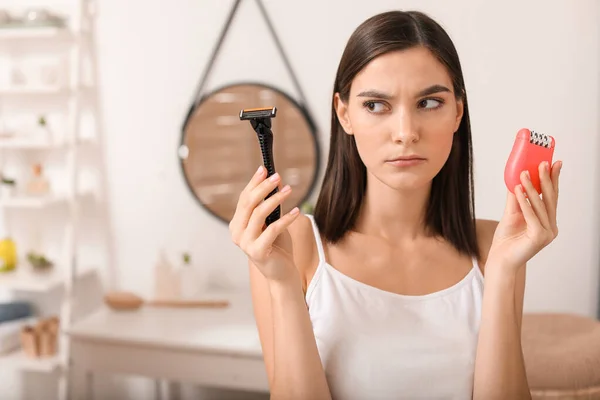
[1,0,599,398]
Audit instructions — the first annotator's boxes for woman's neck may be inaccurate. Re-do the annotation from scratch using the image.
[354,175,431,242]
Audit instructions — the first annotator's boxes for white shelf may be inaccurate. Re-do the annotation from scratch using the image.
[0,264,95,292]
[0,138,93,150]
[0,195,68,209]
[0,86,71,96]
[0,26,72,41]
[0,191,94,209]
[0,348,61,373]
[0,140,63,150]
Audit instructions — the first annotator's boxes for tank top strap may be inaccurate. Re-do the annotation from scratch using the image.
[305,214,326,266]
[472,256,484,281]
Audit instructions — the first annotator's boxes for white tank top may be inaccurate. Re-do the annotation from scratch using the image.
[304,214,484,400]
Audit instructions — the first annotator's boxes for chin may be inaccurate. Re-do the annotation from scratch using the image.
[377,171,434,192]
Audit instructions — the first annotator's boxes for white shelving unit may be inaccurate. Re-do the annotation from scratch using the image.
[0,262,95,292]
[0,1,98,400]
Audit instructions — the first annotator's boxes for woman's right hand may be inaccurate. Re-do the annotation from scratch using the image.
[229,165,302,283]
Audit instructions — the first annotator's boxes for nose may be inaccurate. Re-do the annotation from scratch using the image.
[391,110,419,143]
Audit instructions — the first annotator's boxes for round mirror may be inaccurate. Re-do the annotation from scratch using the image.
[179,83,320,223]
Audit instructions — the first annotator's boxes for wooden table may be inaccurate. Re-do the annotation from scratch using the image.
[65,290,269,399]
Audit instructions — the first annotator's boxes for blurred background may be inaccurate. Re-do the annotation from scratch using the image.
[0,0,597,399]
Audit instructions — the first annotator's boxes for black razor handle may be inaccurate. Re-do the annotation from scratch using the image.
[257,128,280,226]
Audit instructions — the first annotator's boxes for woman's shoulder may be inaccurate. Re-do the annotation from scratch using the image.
[475,218,499,274]
[287,213,321,291]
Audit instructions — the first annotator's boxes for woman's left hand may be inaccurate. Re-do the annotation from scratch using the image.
[488,160,562,272]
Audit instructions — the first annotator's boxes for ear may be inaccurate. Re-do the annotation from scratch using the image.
[454,97,464,133]
[334,93,353,135]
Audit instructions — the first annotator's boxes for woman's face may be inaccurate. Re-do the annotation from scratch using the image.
[335,46,464,191]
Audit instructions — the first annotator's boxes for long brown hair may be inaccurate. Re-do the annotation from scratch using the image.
[313,10,479,259]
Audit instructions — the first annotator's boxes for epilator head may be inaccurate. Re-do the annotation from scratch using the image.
[504,128,555,194]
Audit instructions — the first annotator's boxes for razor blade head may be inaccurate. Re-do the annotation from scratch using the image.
[239,107,277,120]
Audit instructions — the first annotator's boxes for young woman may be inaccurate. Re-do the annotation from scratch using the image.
[229,10,561,400]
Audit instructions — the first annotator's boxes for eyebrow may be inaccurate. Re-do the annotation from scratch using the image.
[356,84,452,99]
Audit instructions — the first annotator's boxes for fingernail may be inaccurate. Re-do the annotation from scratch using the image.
[281,185,291,193]
[558,161,563,171]
[523,170,530,180]
[289,207,300,216]
[544,161,549,171]
[255,166,263,175]
[269,173,280,182]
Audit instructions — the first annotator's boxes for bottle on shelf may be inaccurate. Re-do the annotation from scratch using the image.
[25,163,50,196]
[0,237,17,273]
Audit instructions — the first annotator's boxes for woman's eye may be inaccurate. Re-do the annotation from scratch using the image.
[364,101,387,113]
[419,98,443,110]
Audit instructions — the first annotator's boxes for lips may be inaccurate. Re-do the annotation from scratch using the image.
[387,155,425,162]
[385,155,426,168]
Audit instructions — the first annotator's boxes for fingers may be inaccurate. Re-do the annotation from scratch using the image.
[230,166,266,240]
[229,166,279,244]
[514,183,542,232]
[539,161,561,236]
[230,164,297,265]
[551,161,562,200]
[504,189,520,216]
[520,170,551,231]
[243,165,268,199]
[551,160,562,236]
[515,160,562,248]
[251,207,301,261]
[245,184,293,240]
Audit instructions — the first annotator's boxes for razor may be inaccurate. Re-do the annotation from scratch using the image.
[239,106,280,226]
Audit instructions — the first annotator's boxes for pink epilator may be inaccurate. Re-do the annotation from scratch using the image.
[504,128,555,194]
